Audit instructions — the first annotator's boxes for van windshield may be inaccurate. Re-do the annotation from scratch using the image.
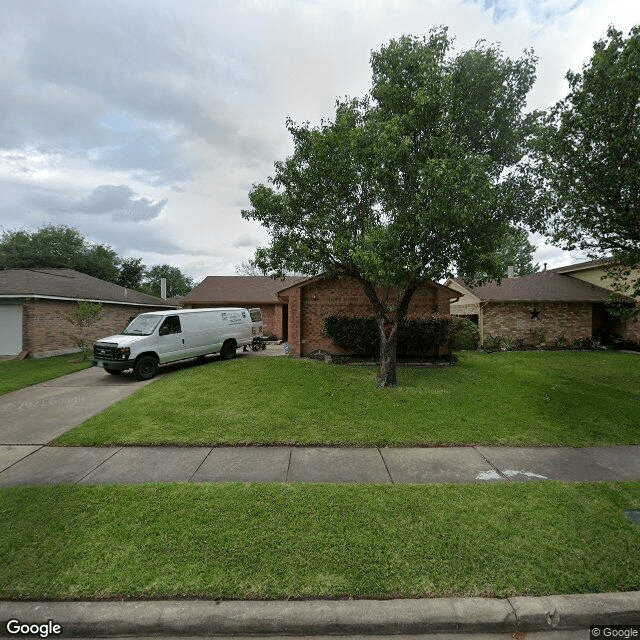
[122,315,162,336]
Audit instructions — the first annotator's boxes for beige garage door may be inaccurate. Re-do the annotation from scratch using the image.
[0,304,23,355]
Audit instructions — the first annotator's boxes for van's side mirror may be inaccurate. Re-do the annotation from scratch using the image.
[159,326,168,336]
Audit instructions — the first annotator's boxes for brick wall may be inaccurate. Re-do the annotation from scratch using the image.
[482,302,593,345]
[284,276,451,356]
[610,313,640,344]
[22,299,173,357]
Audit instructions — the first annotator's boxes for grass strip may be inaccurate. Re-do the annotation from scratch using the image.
[54,351,640,447]
[0,355,91,396]
[1,481,639,600]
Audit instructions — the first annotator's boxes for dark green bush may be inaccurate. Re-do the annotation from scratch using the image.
[323,315,454,359]
[450,316,480,350]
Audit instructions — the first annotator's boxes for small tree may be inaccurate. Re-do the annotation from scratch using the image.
[66,300,103,360]
[243,29,537,386]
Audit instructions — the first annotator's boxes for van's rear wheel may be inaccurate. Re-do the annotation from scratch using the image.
[134,355,159,380]
[220,340,236,360]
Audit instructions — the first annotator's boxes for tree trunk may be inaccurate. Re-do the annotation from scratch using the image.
[376,317,399,387]
[356,275,417,388]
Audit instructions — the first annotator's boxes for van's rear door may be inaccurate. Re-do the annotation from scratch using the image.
[249,308,263,336]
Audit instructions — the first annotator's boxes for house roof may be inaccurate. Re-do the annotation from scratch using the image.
[181,275,309,305]
[276,272,461,299]
[0,268,176,307]
[551,257,613,275]
[450,270,614,303]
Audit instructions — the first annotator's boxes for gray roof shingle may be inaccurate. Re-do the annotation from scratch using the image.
[455,271,614,302]
[0,268,176,307]
[182,275,308,305]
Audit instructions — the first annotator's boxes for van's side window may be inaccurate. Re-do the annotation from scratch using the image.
[159,316,181,336]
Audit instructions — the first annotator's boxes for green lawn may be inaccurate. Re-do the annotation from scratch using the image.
[0,354,91,395]
[1,481,639,600]
[55,350,640,447]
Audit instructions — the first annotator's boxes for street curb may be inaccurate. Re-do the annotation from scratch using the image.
[1,592,639,636]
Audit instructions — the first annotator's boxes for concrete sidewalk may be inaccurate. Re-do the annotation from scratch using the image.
[1,442,640,486]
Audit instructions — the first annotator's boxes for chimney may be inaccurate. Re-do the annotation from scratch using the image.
[160,277,167,299]
[543,263,547,272]
[507,265,515,278]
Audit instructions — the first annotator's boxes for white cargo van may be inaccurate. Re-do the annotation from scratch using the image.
[92,307,259,380]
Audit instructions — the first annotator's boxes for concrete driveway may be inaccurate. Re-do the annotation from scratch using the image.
[0,365,156,445]
[0,343,286,446]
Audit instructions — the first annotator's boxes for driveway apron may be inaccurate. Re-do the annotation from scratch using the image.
[0,366,154,445]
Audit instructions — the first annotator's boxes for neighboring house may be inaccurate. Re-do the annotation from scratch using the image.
[445,258,640,346]
[0,268,177,357]
[180,275,307,340]
[276,273,460,357]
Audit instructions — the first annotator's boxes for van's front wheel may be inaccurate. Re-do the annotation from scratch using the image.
[104,366,123,375]
[220,340,237,360]
[134,355,159,380]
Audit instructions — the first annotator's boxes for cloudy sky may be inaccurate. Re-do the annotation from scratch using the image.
[1,0,637,283]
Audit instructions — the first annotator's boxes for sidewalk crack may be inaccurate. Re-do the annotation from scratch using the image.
[378,448,394,484]
[188,447,214,482]
[75,446,123,484]
[0,445,45,476]
[473,446,509,481]
[506,597,520,630]
[285,448,292,483]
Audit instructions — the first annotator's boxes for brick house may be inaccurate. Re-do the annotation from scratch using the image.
[445,258,640,346]
[0,268,176,357]
[180,275,306,340]
[276,274,460,357]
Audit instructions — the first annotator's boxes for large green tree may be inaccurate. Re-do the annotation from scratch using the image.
[0,224,120,282]
[532,25,640,297]
[243,29,537,386]
[141,264,194,298]
[116,257,147,289]
[484,226,540,277]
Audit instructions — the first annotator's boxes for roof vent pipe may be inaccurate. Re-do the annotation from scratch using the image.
[160,277,167,299]
[544,263,547,272]
[507,265,515,278]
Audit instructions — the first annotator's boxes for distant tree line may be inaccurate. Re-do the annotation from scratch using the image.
[0,224,194,298]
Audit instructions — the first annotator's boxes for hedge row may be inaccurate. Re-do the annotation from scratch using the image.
[323,315,455,358]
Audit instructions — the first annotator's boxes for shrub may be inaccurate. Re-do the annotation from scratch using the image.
[323,315,454,359]
[485,335,524,351]
[553,334,568,349]
[450,317,480,350]
[529,328,547,346]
